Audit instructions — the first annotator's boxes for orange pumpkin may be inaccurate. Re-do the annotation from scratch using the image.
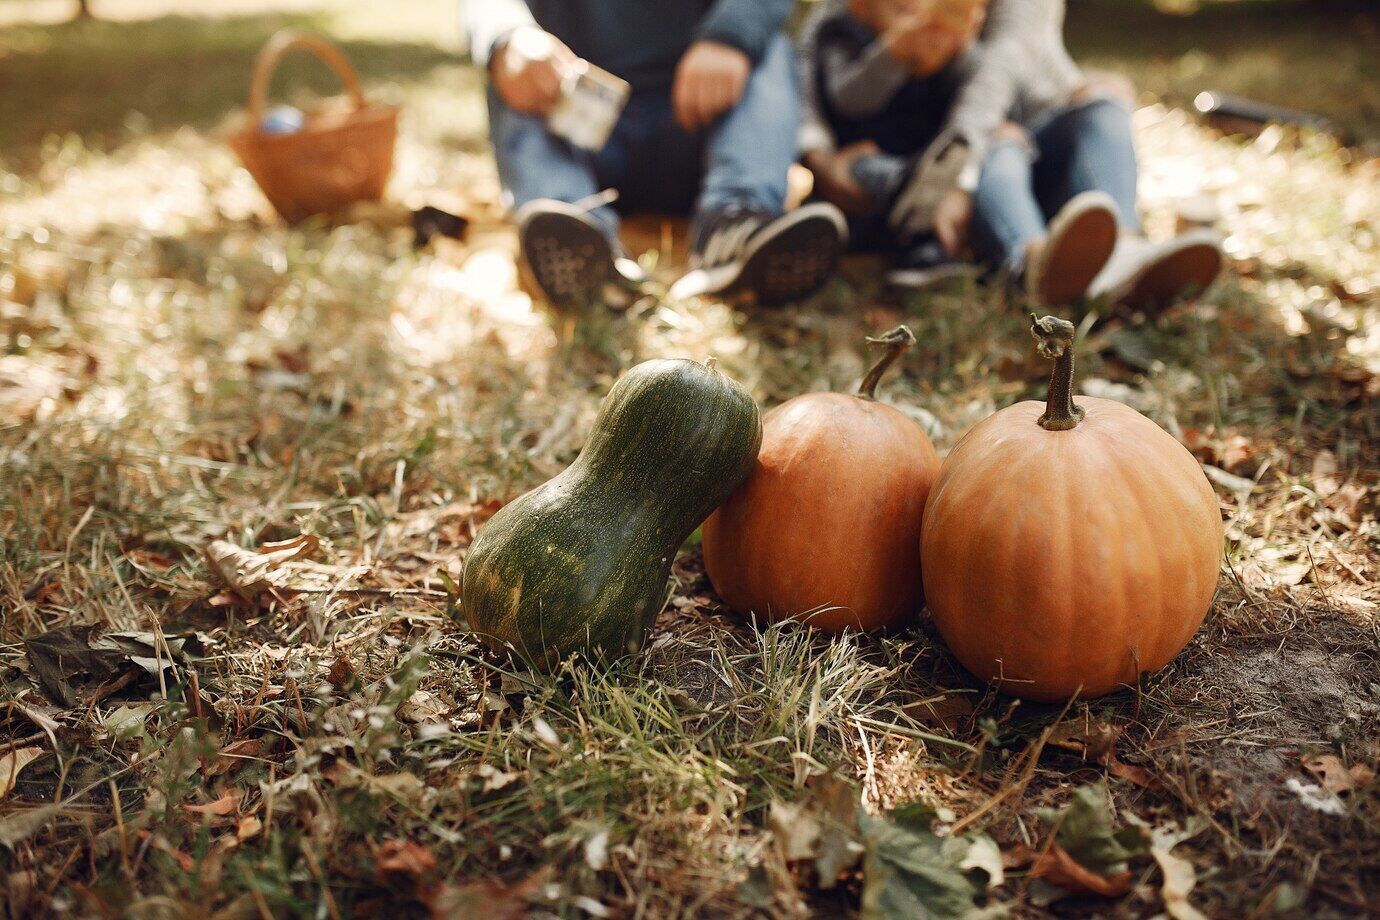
[920,315,1223,700]
[703,326,941,632]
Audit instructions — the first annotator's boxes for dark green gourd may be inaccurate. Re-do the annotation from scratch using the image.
[461,358,762,667]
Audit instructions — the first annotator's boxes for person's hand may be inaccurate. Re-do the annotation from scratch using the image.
[672,40,751,132]
[1070,71,1137,107]
[884,14,964,76]
[933,187,972,256]
[491,26,577,117]
[804,141,882,215]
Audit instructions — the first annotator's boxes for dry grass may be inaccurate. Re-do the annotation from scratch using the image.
[2,1,1378,917]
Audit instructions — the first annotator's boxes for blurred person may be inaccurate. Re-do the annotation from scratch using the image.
[801,0,1224,311]
[796,0,988,287]
[465,0,847,307]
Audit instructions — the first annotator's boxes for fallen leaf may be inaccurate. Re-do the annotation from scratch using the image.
[326,655,356,689]
[23,625,126,707]
[583,824,611,871]
[235,815,262,842]
[768,799,820,862]
[1302,754,1371,794]
[902,694,976,733]
[376,839,438,882]
[203,533,319,599]
[1110,760,1163,790]
[1030,844,1134,898]
[1149,823,1207,920]
[475,764,519,792]
[1047,719,1122,766]
[859,807,1004,919]
[1283,778,1346,816]
[0,804,60,851]
[1311,450,1339,497]
[203,739,264,777]
[182,788,243,818]
[0,748,47,800]
[100,704,153,741]
[1036,782,1149,879]
[124,548,177,572]
[427,868,547,920]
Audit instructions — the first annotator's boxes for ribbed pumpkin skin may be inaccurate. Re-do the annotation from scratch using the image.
[703,393,940,632]
[921,396,1223,701]
[462,359,761,667]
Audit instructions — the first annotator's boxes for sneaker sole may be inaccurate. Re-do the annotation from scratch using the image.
[1121,242,1222,318]
[1035,194,1119,306]
[518,207,614,305]
[725,205,847,306]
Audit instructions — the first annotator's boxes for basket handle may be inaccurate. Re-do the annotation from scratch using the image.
[247,30,367,127]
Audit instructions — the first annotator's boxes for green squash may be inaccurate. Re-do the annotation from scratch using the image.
[461,358,762,667]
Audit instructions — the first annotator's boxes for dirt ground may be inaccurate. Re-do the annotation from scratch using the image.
[1,1,1377,917]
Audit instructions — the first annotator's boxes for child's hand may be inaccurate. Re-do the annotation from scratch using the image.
[804,141,882,215]
[673,40,752,132]
[933,187,972,256]
[492,26,577,117]
[884,14,965,77]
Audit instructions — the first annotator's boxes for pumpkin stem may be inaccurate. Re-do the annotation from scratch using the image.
[858,325,916,400]
[1030,314,1084,430]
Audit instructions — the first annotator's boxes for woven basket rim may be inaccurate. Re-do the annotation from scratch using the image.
[226,100,398,145]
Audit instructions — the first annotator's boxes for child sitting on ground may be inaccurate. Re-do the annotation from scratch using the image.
[802,0,1223,311]
[797,0,988,287]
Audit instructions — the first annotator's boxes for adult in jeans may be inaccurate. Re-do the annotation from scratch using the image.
[466,0,847,307]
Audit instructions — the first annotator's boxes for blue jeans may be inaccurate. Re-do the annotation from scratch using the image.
[486,33,800,240]
[971,98,1141,274]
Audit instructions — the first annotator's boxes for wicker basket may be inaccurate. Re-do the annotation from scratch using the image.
[227,31,398,223]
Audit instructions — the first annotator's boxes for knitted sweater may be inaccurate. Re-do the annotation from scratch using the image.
[797,0,1083,185]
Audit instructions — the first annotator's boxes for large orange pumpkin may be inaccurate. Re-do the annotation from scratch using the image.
[703,327,941,632]
[920,315,1223,700]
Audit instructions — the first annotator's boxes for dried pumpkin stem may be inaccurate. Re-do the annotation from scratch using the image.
[1030,314,1084,430]
[858,325,916,400]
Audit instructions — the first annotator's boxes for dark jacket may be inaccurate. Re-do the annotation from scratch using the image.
[465,0,793,92]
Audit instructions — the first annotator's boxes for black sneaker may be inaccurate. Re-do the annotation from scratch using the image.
[516,198,645,305]
[886,235,979,289]
[668,202,846,306]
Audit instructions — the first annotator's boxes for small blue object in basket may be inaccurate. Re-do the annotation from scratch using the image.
[261,104,305,135]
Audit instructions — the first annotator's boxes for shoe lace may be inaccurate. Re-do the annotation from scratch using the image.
[694,206,768,268]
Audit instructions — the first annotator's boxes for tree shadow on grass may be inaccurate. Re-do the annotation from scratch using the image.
[0,10,455,162]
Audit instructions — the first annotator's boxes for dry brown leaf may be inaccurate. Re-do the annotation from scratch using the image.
[428,868,548,920]
[1110,760,1164,790]
[235,814,262,842]
[376,839,438,882]
[902,694,976,733]
[182,788,243,819]
[0,748,47,800]
[1302,754,1373,794]
[1047,719,1122,766]
[204,534,319,598]
[203,739,264,777]
[326,655,356,689]
[124,549,177,572]
[1311,450,1339,497]
[1152,841,1206,920]
[1030,843,1134,897]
